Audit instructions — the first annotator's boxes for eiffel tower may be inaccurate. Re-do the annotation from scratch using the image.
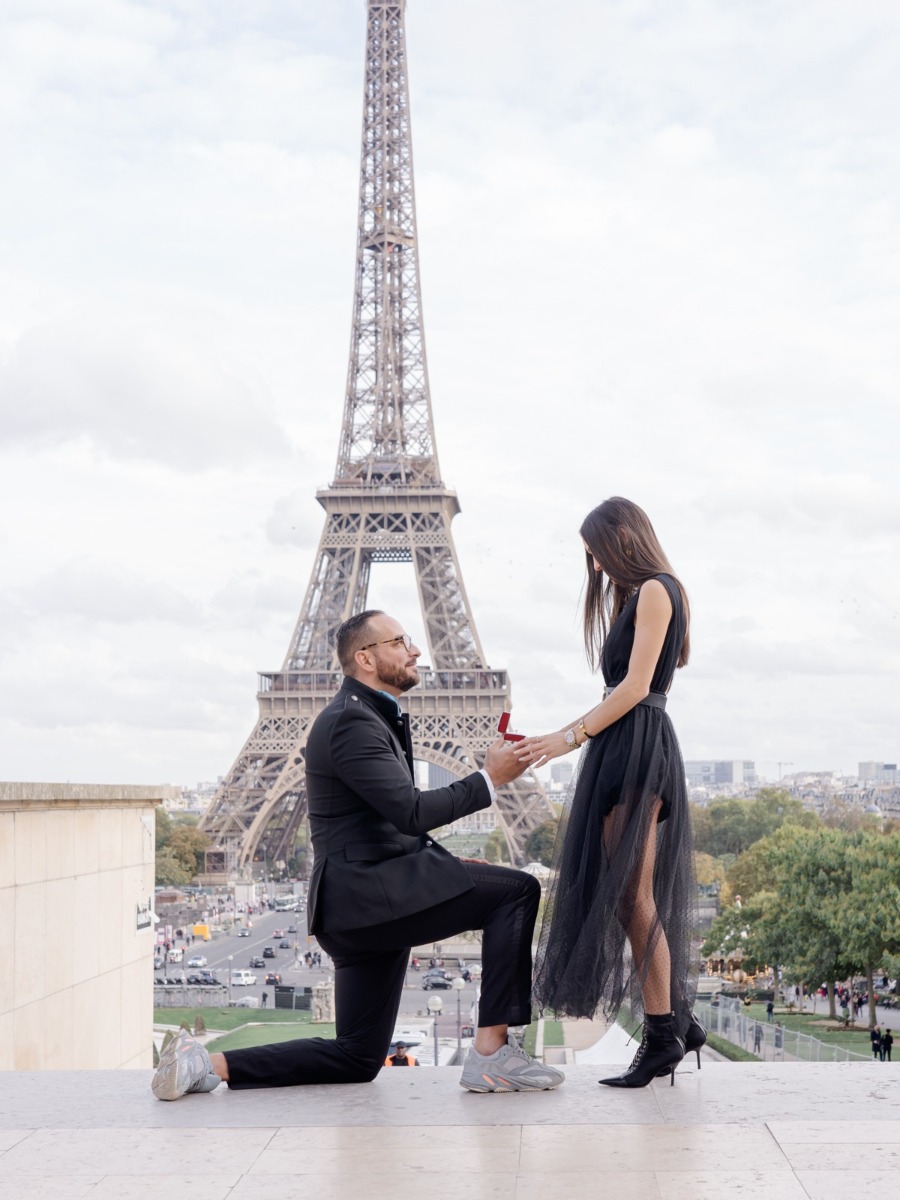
[200,0,553,876]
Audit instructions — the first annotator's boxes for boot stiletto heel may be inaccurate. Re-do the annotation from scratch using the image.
[683,1012,707,1067]
[656,1011,706,1077]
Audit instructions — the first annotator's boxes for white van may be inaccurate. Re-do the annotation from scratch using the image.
[168,948,184,964]
[231,970,257,986]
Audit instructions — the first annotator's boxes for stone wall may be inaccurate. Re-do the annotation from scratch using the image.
[0,782,163,1069]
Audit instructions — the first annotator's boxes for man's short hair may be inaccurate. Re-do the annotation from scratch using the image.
[335,610,384,672]
[395,1043,407,1050]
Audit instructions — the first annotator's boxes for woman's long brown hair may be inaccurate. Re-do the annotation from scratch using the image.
[580,496,690,672]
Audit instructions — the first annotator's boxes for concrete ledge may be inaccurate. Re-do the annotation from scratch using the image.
[0,782,165,809]
[1,1064,898,1199]
[1,1062,896,1128]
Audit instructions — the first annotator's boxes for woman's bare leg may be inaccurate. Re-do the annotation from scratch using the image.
[606,797,672,1014]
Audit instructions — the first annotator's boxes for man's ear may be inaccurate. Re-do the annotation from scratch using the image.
[353,648,374,678]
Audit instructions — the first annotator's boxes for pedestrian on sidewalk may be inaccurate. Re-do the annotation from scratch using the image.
[871,1026,882,1061]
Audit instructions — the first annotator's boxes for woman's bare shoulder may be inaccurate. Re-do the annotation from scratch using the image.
[636,577,673,614]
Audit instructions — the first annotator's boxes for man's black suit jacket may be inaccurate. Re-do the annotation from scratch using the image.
[305,676,493,935]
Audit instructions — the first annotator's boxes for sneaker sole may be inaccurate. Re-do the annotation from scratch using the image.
[459,1075,563,1093]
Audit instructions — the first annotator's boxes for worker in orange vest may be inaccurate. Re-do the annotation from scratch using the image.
[384,1042,418,1066]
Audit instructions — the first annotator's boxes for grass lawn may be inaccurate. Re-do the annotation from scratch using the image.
[524,1020,564,1055]
[737,1002,877,1057]
[206,1022,337,1053]
[154,1007,324,1034]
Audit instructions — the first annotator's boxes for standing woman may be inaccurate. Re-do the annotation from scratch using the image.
[518,497,702,1087]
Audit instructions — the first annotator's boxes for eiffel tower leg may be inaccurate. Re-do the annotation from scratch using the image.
[413,524,486,670]
[240,734,313,869]
[282,512,373,672]
[201,704,323,873]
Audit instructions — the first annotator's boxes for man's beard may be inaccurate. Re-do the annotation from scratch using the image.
[377,660,420,693]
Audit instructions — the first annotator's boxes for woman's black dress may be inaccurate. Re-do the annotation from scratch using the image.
[533,573,697,1033]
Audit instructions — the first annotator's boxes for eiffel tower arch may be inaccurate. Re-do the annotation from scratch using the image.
[200,0,554,875]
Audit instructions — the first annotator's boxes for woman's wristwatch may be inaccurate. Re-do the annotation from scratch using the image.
[564,720,594,750]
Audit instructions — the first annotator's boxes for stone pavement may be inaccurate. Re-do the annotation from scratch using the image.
[2,1062,899,1198]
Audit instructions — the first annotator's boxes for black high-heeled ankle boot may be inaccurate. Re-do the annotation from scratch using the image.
[599,1013,685,1089]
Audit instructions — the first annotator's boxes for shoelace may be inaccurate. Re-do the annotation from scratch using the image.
[628,1033,649,1070]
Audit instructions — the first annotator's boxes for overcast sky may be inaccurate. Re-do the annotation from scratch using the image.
[2,0,898,789]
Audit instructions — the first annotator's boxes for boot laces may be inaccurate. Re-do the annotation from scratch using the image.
[628,1031,649,1070]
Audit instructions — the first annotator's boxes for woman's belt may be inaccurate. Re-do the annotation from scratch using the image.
[603,684,667,710]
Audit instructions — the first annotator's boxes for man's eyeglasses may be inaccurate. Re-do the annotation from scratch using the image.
[360,633,413,652]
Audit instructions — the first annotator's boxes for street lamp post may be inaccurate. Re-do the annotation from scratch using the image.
[228,955,233,1006]
[426,995,443,1066]
[451,977,466,1061]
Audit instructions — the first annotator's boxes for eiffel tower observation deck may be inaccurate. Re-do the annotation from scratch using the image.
[200,0,554,875]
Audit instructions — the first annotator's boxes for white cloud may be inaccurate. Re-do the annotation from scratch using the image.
[0,316,290,468]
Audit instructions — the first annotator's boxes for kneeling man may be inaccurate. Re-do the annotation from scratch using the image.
[152,610,563,1098]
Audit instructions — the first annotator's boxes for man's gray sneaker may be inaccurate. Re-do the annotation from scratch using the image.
[459,1034,565,1092]
[151,1029,222,1101]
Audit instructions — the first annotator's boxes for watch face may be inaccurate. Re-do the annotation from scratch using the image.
[565,730,575,745]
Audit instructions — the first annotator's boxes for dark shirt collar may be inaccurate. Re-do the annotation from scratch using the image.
[339,675,404,723]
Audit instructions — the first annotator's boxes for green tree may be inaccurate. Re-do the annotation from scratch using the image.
[694,851,728,890]
[155,848,192,888]
[287,849,308,879]
[701,904,761,973]
[726,824,806,904]
[746,827,858,1020]
[524,819,559,866]
[692,789,815,858]
[155,807,172,851]
[839,831,900,1026]
[167,826,210,877]
[484,829,510,864]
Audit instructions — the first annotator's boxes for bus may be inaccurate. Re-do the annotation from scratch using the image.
[274,895,298,912]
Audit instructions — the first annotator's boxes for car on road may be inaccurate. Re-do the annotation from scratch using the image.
[422,968,454,990]
[187,955,207,968]
[279,939,291,949]
[265,972,282,985]
[238,928,250,937]
[262,946,276,958]
[273,929,284,938]
[231,970,257,986]
[287,924,298,933]
[186,972,224,988]
[248,956,266,969]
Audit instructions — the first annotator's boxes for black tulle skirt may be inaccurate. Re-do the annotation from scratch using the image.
[533,706,697,1035]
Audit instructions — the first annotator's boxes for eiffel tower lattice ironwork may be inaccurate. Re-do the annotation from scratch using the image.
[200,0,553,874]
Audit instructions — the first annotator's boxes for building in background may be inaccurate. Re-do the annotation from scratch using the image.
[858,761,899,785]
[685,760,756,790]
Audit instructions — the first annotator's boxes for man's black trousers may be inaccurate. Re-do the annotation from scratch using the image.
[224,863,540,1088]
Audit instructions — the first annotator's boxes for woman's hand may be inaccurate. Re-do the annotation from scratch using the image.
[515,731,573,770]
